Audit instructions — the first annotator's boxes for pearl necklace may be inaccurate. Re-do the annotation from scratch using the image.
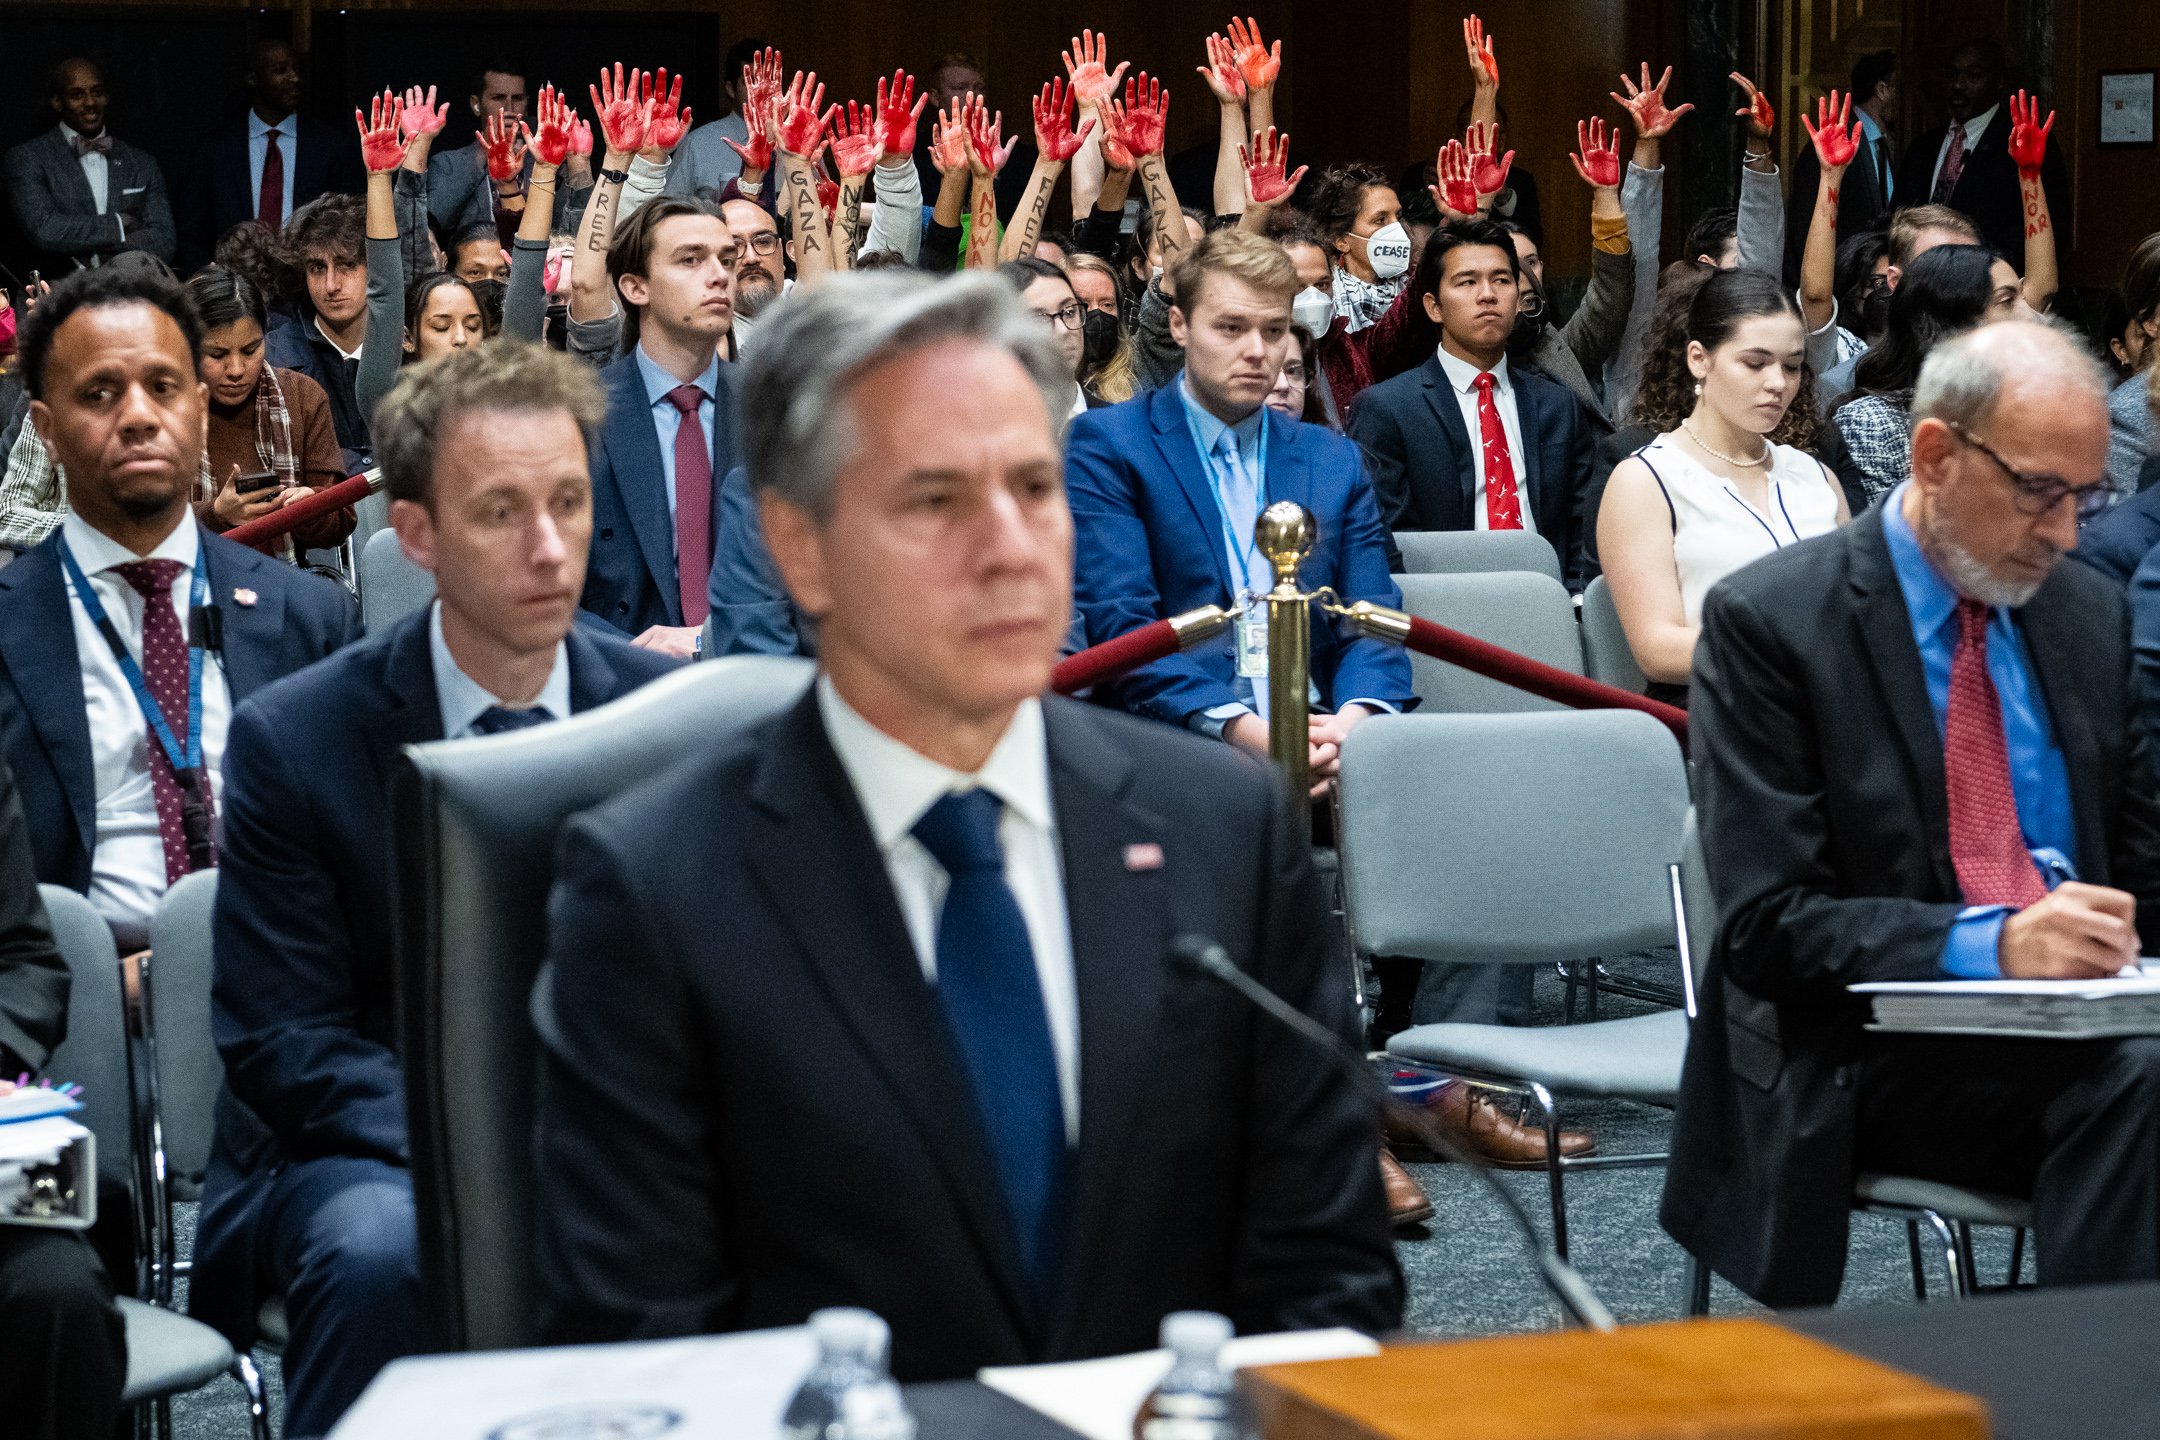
[1681,417,1772,469]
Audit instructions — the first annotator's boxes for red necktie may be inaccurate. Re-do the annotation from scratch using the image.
[1944,601,2045,908]
[258,128,285,230]
[112,560,214,886]
[1932,122,1967,205]
[665,385,713,627]
[1472,371,1524,531]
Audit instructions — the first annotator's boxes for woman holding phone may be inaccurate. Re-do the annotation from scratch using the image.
[186,266,355,560]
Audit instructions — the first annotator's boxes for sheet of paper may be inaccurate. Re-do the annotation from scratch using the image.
[1852,962,2160,998]
[977,1328,1381,1440]
[329,1326,819,1439]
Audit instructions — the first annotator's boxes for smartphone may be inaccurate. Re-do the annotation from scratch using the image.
[234,469,279,495]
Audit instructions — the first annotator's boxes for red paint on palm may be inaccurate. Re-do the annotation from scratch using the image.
[527,83,575,168]
[2008,90,2054,181]
[829,100,885,178]
[928,99,971,175]
[356,90,404,174]
[875,70,926,156]
[1226,16,1282,90]
[1103,73,1169,159]
[591,64,650,155]
[642,68,691,152]
[1465,121,1513,197]
[1062,30,1128,109]
[397,85,448,145]
[1610,64,1693,139]
[1198,33,1245,105]
[1033,78,1095,164]
[1240,127,1307,206]
[1430,140,1478,219]
[481,111,525,182]
[1803,90,1861,170]
[1464,15,1499,89]
[777,71,828,158]
[1569,116,1620,188]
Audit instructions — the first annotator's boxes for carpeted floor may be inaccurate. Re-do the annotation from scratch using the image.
[169,952,2019,1438]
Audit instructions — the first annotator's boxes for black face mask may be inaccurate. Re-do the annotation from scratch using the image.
[1082,308,1123,371]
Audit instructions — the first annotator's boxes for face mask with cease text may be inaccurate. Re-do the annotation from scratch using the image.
[1358,221,1412,281]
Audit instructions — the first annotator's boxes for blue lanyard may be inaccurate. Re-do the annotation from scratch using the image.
[57,537,208,780]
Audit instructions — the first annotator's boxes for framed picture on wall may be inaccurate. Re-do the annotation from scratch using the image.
[2100,71,2155,147]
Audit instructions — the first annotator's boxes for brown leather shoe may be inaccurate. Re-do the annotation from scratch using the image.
[1392,1081,1595,1170]
[1379,1146,1434,1229]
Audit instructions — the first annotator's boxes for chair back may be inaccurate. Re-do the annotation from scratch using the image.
[1394,572,1582,713]
[39,886,132,1196]
[351,483,390,557]
[1394,528,1563,582]
[1337,710,1689,966]
[142,871,221,1198]
[359,527,435,634]
[1580,575,1649,695]
[1675,807,1718,1017]
[395,654,814,1351]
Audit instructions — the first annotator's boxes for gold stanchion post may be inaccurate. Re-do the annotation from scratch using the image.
[1255,501,1316,819]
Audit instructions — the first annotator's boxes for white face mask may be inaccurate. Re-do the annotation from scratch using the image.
[1291,286,1334,338]
[1359,221,1412,281]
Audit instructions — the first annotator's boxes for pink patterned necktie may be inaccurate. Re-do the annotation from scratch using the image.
[1933,122,1969,205]
[112,559,214,885]
[1472,372,1523,530]
[1943,600,2044,908]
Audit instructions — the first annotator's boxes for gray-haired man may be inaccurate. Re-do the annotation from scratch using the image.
[533,272,1400,1378]
[1664,318,2160,1308]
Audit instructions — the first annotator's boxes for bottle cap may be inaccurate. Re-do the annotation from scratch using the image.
[809,1307,879,1356]
[1159,1310,1233,1357]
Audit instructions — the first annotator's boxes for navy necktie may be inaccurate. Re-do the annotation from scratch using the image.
[911,788,1068,1293]
[471,705,553,735]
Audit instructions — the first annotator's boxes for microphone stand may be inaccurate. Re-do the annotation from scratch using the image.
[1172,935,1619,1333]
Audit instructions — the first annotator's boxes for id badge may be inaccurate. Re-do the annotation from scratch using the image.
[1235,600,1269,679]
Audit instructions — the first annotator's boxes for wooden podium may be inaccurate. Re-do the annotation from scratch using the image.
[1240,1317,1991,1440]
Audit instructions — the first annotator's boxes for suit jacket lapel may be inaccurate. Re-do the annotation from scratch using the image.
[1262,413,1314,584]
[603,358,682,626]
[1418,357,1478,512]
[1041,701,1174,1352]
[0,541,95,858]
[46,131,98,214]
[371,613,447,778]
[200,535,289,704]
[562,626,621,715]
[1847,510,1957,893]
[2011,585,2107,879]
[742,693,1040,1338]
[1148,385,1238,602]
[1513,372,1548,514]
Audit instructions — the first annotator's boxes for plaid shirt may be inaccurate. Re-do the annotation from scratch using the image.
[0,421,63,551]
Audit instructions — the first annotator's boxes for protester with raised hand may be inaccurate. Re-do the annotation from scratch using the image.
[1061,30,1130,231]
[1235,126,1307,236]
[1605,61,1693,420]
[2005,90,2059,314]
[1796,90,1869,374]
[919,97,973,272]
[1000,79,1095,263]
[826,101,885,271]
[1196,32,1251,219]
[771,70,834,284]
[856,70,928,266]
[564,64,682,364]
[962,96,1017,272]
[1100,74,1193,388]
[1729,72,1785,276]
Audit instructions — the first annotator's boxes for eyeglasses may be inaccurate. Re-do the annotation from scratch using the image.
[1033,302,1085,331]
[1946,422,2112,522]
[738,232,782,257]
[1279,363,1308,387]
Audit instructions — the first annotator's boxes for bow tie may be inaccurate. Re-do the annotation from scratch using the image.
[71,132,112,158]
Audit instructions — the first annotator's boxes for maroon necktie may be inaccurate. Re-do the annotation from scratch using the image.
[1932,122,1968,206]
[665,384,713,627]
[112,559,214,886]
[1472,372,1524,530]
[258,128,285,230]
[1943,600,2044,908]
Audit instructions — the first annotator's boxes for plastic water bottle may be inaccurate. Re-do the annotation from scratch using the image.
[781,1308,917,1440]
[1133,1311,1251,1440]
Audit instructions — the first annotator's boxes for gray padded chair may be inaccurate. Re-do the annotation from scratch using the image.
[1579,576,1649,696]
[1339,712,1691,1259]
[1394,528,1563,582]
[1670,808,2032,1312]
[359,526,435,634]
[1393,572,1583,714]
[394,654,815,1351]
[39,885,269,1440]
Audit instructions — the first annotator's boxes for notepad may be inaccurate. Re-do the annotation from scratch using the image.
[1853,963,2160,1039]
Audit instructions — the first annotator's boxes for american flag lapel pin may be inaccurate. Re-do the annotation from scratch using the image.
[1123,842,1164,872]
[231,587,258,607]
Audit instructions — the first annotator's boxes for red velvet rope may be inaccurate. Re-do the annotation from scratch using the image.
[1396,613,1689,750]
[221,472,375,550]
[1051,618,1181,696]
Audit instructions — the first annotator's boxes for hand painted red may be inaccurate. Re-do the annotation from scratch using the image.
[1610,63,1693,139]
[1464,16,1499,90]
[356,90,404,174]
[398,85,449,144]
[1240,126,1307,206]
[928,97,972,175]
[1802,89,1861,171]
[777,71,829,158]
[590,64,651,155]
[1465,120,1513,197]
[1062,30,1129,109]
[1197,33,1245,106]
[1569,116,1621,188]
[1102,73,1169,160]
[1033,78,1096,163]
[641,68,691,153]
[525,83,575,168]
[1226,16,1282,91]
[1429,139,1478,220]
[1731,72,1774,140]
[2008,90,2054,182]
[875,70,926,156]
[964,95,1019,176]
[568,117,594,158]
[828,100,886,178]
[481,110,526,182]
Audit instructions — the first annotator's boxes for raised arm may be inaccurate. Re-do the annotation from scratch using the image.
[1731,73,1783,273]
[1464,121,1512,219]
[774,71,835,285]
[573,63,652,324]
[717,49,780,213]
[1463,16,1500,133]
[1797,91,1862,336]
[864,70,929,262]
[2007,90,2059,312]
[828,102,886,271]
[1003,79,1094,261]
[1062,29,1129,219]
[394,85,450,282]
[1561,116,1634,375]
[1235,126,1308,236]
[628,66,693,228]
[355,91,412,428]
[1197,32,1250,218]
[962,96,1017,271]
[504,83,576,342]
[1227,16,1281,139]
[1103,75,1185,270]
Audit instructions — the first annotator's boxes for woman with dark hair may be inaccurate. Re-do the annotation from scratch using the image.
[1833,244,2010,499]
[2107,232,2160,495]
[1267,326,1331,429]
[1833,229,1891,347]
[1598,268,1849,700]
[1307,162,1407,332]
[995,256,1092,417]
[186,265,356,558]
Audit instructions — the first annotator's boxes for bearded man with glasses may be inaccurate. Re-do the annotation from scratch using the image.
[1664,317,2160,1308]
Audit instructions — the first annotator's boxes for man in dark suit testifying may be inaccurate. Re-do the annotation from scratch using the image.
[1664,320,2160,1308]
[193,341,677,1435]
[1348,219,1593,587]
[534,272,1400,1379]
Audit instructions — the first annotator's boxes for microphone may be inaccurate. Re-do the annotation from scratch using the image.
[1169,934,1618,1333]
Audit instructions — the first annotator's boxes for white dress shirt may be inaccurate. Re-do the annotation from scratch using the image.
[248,111,299,227]
[59,514,232,940]
[1931,103,1999,199]
[64,124,109,215]
[427,601,571,739]
[1433,346,1535,534]
[816,677,1080,1143]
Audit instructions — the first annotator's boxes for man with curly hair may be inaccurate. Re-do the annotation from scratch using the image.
[265,193,371,469]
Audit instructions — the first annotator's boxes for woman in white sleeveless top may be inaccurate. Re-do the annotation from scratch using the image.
[1599,269,1850,702]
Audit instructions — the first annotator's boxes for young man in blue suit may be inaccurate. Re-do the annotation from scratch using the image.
[1066,229,1416,785]
[1348,217,1594,589]
[581,197,739,657]
[0,265,356,953]
[194,341,679,1434]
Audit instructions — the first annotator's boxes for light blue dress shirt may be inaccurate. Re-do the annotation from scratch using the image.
[1880,484,2077,977]
[248,111,298,226]
[1856,109,1893,206]
[632,344,720,528]
[427,601,570,739]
